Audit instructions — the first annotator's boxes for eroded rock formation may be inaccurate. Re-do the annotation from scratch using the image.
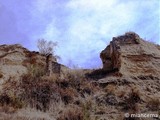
[0,44,67,83]
[100,32,160,77]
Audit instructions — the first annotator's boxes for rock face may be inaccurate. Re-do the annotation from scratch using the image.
[0,44,68,84]
[100,32,160,77]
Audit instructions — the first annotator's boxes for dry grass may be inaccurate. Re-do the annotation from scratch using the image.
[122,89,141,112]
[0,66,102,119]
[62,69,86,81]
[0,106,16,114]
[147,98,160,111]
[0,74,61,112]
[57,105,84,120]
[0,93,24,109]
[1,60,158,120]
[27,64,46,78]
[0,66,100,117]
[104,84,116,94]
[59,87,77,104]
[0,72,3,78]
[116,87,127,98]
[20,74,61,111]
[0,107,54,120]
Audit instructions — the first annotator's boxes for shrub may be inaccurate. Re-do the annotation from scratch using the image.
[37,39,60,60]
[104,84,116,94]
[60,69,85,91]
[0,72,3,78]
[59,87,77,105]
[122,89,141,111]
[147,98,160,111]
[57,106,84,120]
[19,74,60,112]
[0,93,23,109]
[27,64,45,78]
[81,101,92,120]
[1,72,63,112]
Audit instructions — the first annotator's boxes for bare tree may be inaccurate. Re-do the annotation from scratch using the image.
[37,39,60,59]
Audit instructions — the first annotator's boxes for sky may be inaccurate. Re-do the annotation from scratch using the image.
[0,0,160,68]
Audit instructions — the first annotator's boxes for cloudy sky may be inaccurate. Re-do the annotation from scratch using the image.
[0,0,159,68]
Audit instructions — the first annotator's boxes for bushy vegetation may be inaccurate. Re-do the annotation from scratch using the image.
[57,105,84,120]
[37,39,57,55]
[37,39,60,60]
[0,72,3,78]
[147,98,160,111]
[122,89,141,112]
[0,67,101,119]
[0,63,159,120]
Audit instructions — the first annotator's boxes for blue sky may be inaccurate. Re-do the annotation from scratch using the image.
[0,0,159,68]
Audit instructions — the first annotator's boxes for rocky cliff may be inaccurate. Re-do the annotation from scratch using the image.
[100,32,160,78]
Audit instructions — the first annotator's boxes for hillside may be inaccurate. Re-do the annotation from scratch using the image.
[0,44,68,85]
[0,32,159,120]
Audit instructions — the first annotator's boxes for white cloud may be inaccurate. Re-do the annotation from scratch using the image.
[66,0,136,40]
[42,21,60,41]
[67,0,117,11]
[60,0,138,67]
[30,0,160,68]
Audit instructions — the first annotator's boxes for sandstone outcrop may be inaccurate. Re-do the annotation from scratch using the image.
[0,44,68,84]
[96,33,160,118]
[100,32,160,78]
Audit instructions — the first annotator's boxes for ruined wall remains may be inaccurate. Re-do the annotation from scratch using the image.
[46,54,68,77]
[46,54,53,76]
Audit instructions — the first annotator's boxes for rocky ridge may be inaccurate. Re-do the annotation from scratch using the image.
[0,44,67,84]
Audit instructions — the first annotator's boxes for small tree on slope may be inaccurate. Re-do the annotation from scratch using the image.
[37,39,60,60]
